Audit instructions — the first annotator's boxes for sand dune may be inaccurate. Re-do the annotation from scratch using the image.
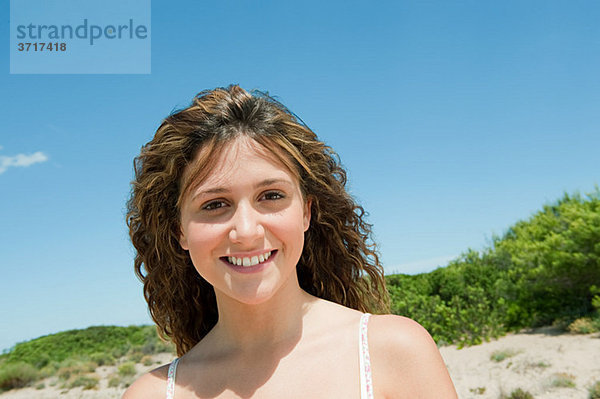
[1,329,598,398]
[440,328,600,398]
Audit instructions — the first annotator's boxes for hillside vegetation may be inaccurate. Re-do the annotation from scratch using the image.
[0,325,173,392]
[387,188,600,347]
[1,325,170,368]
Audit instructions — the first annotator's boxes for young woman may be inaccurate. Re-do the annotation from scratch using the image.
[123,85,457,398]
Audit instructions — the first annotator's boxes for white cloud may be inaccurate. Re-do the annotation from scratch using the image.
[0,151,49,175]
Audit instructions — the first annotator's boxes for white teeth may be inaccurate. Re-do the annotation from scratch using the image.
[227,251,273,267]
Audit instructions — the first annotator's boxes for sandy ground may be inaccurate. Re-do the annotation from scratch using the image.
[1,329,598,398]
[440,327,600,399]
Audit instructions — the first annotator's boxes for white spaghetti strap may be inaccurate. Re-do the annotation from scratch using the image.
[359,313,374,399]
[166,358,180,399]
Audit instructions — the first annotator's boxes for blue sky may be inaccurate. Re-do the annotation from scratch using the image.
[1,1,599,352]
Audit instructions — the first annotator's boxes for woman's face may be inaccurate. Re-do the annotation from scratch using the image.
[179,137,311,305]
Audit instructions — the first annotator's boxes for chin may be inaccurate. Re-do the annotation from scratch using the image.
[235,287,282,305]
[229,276,300,306]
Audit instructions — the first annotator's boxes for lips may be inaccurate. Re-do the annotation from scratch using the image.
[222,250,276,268]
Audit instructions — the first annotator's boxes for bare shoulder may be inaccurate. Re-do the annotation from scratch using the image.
[369,314,437,354]
[368,315,457,398]
[122,363,170,399]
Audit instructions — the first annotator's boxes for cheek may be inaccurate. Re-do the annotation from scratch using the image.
[185,226,227,282]
[185,224,228,256]
[269,208,307,244]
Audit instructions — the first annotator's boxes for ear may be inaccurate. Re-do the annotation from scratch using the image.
[303,197,312,232]
[179,228,189,250]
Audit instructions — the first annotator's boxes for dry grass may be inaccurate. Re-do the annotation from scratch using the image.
[589,380,600,399]
[469,386,486,395]
[568,318,599,334]
[500,387,534,399]
[490,348,522,362]
[550,372,576,388]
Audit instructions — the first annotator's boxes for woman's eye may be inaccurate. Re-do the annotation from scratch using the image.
[202,200,227,211]
[262,191,284,201]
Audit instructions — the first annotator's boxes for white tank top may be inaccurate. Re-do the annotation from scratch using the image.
[166,313,373,399]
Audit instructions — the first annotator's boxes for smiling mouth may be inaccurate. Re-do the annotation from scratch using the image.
[223,250,276,267]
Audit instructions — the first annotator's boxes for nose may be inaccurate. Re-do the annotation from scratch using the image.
[228,201,265,244]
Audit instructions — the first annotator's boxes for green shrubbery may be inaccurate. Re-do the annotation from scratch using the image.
[56,360,96,380]
[68,374,99,390]
[589,380,600,399]
[490,349,521,363]
[551,372,576,388]
[388,249,508,346]
[108,375,122,388]
[0,325,174,392]
[387,188,600,346]
[88,351,117,366]
[0,362,39,391]
[118,362,137,377]
[501,388,534,399]
[1,325,173,368]
[141,355,155,366]
[568,317,599,334]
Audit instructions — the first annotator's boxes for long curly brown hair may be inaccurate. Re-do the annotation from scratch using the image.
[127,85,389,356]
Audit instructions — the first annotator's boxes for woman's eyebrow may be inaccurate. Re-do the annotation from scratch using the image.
[192,179,293,200]
[191,187,230,201]
[254,178,293,189]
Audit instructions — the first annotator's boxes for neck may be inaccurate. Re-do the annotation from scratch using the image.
[211,272,318,353]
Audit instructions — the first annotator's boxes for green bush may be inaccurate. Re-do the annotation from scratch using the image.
[490,349,520,362]
[469,387,486,395]
[128,350,144,363]
[118,362,137,377]
[388,188,600,347]
[89,352,116,366]
[139,339,174,355]
[0,324,174,394]
[56,360,97,381]
[589,380,600,399]
[141,355,154,366]
[568,318,598,334]
[38,361,60,378]
[502,388,534,399]
[388,249,509,346]
[57,366,78,381]
[2,325,171,368]
[551,372,576,388]
[498,191,600,327]
[525,361,550,369]
[108,375,122,388]
[0,362,39,391]
[68,374,99,390]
